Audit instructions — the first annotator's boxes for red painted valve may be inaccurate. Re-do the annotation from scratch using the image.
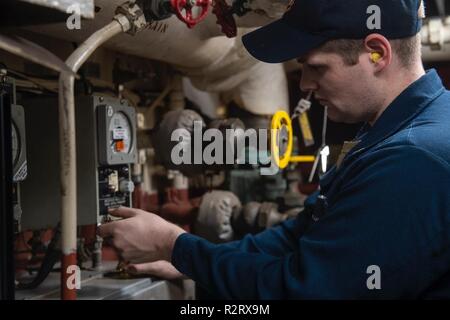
[212,0,237,38]
[170,0,211,29]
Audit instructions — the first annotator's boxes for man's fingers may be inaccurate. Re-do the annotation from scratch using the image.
[108,206,139,219]
[126,261,184,280]
[127,262,157,274]
[97,221,116,238]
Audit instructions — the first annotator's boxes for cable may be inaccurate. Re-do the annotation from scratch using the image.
[16,223,61,290]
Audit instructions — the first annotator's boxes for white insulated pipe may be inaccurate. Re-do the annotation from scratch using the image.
[27,0,290,115]
[421,17,450,62]
[58,16,131,300]
[421,18,450,46]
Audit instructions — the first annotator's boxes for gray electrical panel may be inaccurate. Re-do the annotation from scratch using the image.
[11,103,27,183]
[11,103,27,233]
[3,76,28,233]
[21,95,137,230]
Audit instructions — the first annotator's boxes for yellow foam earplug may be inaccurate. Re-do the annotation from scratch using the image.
[371,52,382,63]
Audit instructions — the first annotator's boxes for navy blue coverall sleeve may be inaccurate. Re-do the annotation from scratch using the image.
[221,216,303,256]
[172,146,450,299]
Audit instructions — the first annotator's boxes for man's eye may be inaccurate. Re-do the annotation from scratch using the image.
[312,65,327,72]
[307,63,321,69]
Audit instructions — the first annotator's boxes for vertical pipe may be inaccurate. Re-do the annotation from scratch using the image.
[58,18,129,300]
[58,74,78,300]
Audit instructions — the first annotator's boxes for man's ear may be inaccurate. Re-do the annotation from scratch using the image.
[364,34,392,72]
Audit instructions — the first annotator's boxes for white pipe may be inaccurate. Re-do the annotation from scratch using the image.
[421,18,450,46]
[169,74,185,110]
[58,15,130,300]
[421,17,450,62]
[65,20,129,71]
[234,62,289,114]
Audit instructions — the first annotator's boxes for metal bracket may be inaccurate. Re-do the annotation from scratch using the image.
[115,1,148,35]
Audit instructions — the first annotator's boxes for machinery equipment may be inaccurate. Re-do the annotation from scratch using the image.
[20,95,137,229]
[11,94,27,233]
[0,77,28,233]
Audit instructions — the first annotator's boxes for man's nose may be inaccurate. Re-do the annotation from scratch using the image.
[300,71,319,93]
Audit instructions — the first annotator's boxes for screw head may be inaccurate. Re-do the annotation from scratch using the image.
[107,106,114,117]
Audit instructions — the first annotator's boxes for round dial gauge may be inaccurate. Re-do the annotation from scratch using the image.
[109,112,132,154]
[11,121,20,166]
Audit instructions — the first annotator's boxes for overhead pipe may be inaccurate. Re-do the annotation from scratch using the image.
[26,0,291,116]
[0,26,75,300]
[0,34,75,76]
[58,9,134,301]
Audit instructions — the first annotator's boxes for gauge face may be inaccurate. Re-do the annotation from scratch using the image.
[109,112,132,154]
[11,121,20,166]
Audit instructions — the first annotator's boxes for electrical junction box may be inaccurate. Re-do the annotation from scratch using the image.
[11,103,27,183]
[20,95,137,230]
[1,76,27,181]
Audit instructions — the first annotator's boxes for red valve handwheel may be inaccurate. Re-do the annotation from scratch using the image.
[212,0,237,38]
[170,0,211,28]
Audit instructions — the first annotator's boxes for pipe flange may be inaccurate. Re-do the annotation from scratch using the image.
[115,1,148,35]
[114,13,132,32]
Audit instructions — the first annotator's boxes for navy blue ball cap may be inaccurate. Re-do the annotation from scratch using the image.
[243,0,424,64]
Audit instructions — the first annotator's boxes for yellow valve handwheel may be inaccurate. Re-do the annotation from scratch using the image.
[271,111,293,169]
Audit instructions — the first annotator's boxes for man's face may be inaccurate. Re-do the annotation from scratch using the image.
[299,49,379,124]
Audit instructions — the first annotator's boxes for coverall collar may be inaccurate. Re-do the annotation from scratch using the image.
[319,69,445,191]
[350,69,445,156]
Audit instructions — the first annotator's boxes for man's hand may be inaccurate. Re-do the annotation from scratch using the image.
[127,261,187,280]
[97,207,186,264]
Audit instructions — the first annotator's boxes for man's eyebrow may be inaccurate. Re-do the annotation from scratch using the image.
[296,57,326,68]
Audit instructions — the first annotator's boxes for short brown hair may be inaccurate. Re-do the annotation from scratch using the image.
[319,34,421,68]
